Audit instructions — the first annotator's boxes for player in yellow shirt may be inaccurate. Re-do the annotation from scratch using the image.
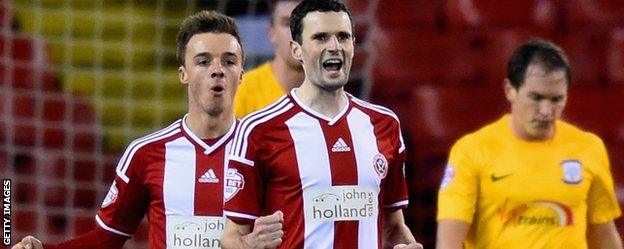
[233,0,303,118]
[436,40,622,249]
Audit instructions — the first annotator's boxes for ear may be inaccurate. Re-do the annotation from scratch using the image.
[504,79,516,103]
[178,66,189,85]
[290,40,303,64]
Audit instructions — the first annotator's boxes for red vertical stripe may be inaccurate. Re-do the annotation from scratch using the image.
[322,118,359,249]
[194,146,226,216]
[265,120,306,249]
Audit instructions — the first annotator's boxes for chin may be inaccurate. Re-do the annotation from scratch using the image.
[528,129,552,141]
[205,106,224,117]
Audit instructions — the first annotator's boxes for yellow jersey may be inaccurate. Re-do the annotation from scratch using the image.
[234,62,286,118]
[437,115,621,249]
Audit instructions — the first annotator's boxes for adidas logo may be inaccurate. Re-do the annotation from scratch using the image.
[198,169,219,183]
[331,138,351,152]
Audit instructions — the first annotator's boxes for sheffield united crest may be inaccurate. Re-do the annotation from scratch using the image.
[373,154,388,179]
[561,160,583,184]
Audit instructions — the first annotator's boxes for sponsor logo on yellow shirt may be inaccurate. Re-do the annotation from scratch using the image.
[497,200,574,227]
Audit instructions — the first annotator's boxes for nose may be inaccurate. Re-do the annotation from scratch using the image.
[210,62,225,78]
[538,101,554,117]
[327,35,341,51]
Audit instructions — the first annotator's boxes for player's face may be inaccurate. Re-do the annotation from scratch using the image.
[179,33,243,116]
[291,11,354,91]
[269,1,301,70]
[506,63,568,141]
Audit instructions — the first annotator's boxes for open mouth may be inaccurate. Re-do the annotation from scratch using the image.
[322,58,343,72]
[211,85,225,93]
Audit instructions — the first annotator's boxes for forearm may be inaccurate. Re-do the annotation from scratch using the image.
[383,221,416,249]
[221,232,252,249]
[221,219,253,249]
[588,221,623,249]
[436,219,470,249]
[43,227,127,249]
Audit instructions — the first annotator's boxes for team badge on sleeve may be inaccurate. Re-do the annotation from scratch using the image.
[101,182,119,208]
[561,160,583,184]
[373,154,388,179]
[224,168,245,201]
[440,164,455,189]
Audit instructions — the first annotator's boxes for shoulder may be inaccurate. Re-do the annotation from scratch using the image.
[234,96,295,139]
[241,62,273,85]
[115,119,184,182]
[557,120,605,148]
[348,94,401,127]
[450,117,504,153]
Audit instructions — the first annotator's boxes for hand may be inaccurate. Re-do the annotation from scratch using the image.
[11,236,44,249]
[242,211,284,249]
[393,242,424,249]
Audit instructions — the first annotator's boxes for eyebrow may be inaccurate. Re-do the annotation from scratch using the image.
[193,52,239,59]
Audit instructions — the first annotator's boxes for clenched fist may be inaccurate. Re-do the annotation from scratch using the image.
[243,211,285,249]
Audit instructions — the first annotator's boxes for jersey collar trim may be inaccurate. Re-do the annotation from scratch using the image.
[181,114,236,154]
[289,88,350,126]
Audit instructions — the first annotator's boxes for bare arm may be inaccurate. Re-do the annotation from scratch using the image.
[588,220,623,249]
[436,219,471,249]
[11,227,127,249]
[221,211,284,249]
[382,209,423,249]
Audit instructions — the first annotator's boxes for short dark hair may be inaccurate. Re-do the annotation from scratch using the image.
[176,10,243,66]
[507,39,571,89]
[289,0,354,44]
[268,0,300,26]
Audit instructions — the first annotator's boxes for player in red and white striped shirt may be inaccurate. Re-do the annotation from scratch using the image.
[13,10,244,249]
[221,1,422,248]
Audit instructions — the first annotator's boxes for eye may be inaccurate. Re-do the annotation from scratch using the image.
[530,94,543,101]
[337,33,351,41]
[198,60,208,66]
[551,96,565,103]
[223,56,238,66]
[313,34,327,42]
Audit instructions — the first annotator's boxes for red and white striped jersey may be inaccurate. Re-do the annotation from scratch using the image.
[96,114,236,249]
[224,90,409,249]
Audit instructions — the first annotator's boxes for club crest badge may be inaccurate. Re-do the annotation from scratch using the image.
[373,154,388,179]
[561,160,583,184]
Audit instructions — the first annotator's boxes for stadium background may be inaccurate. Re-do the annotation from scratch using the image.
[1,0,623,248]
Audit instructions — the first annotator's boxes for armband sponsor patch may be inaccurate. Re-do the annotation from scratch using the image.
[101,182,119,208]
[224,168,244,201]
[440,163,455,189]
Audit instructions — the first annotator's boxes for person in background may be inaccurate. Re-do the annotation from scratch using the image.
[436,39,622,249]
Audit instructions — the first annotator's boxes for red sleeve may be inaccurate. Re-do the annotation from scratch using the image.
[381,125,409,210]
[224,126,264,224]
[96,145,150,236]
[43,226,127,249]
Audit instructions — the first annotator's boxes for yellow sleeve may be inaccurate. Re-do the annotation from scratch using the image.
[437,135,480,223]
[587,135,621,224]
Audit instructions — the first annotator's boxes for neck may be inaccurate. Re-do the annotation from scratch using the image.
[185,108,234,139]
[271,58,304,91]
[296,81,347,119]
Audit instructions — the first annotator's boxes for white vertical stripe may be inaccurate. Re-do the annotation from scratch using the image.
[163,137,196,216]
[285,113,334,249]
[347,108,381,248]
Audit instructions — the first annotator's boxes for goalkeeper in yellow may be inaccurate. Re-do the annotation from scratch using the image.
[436,39,622,249]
